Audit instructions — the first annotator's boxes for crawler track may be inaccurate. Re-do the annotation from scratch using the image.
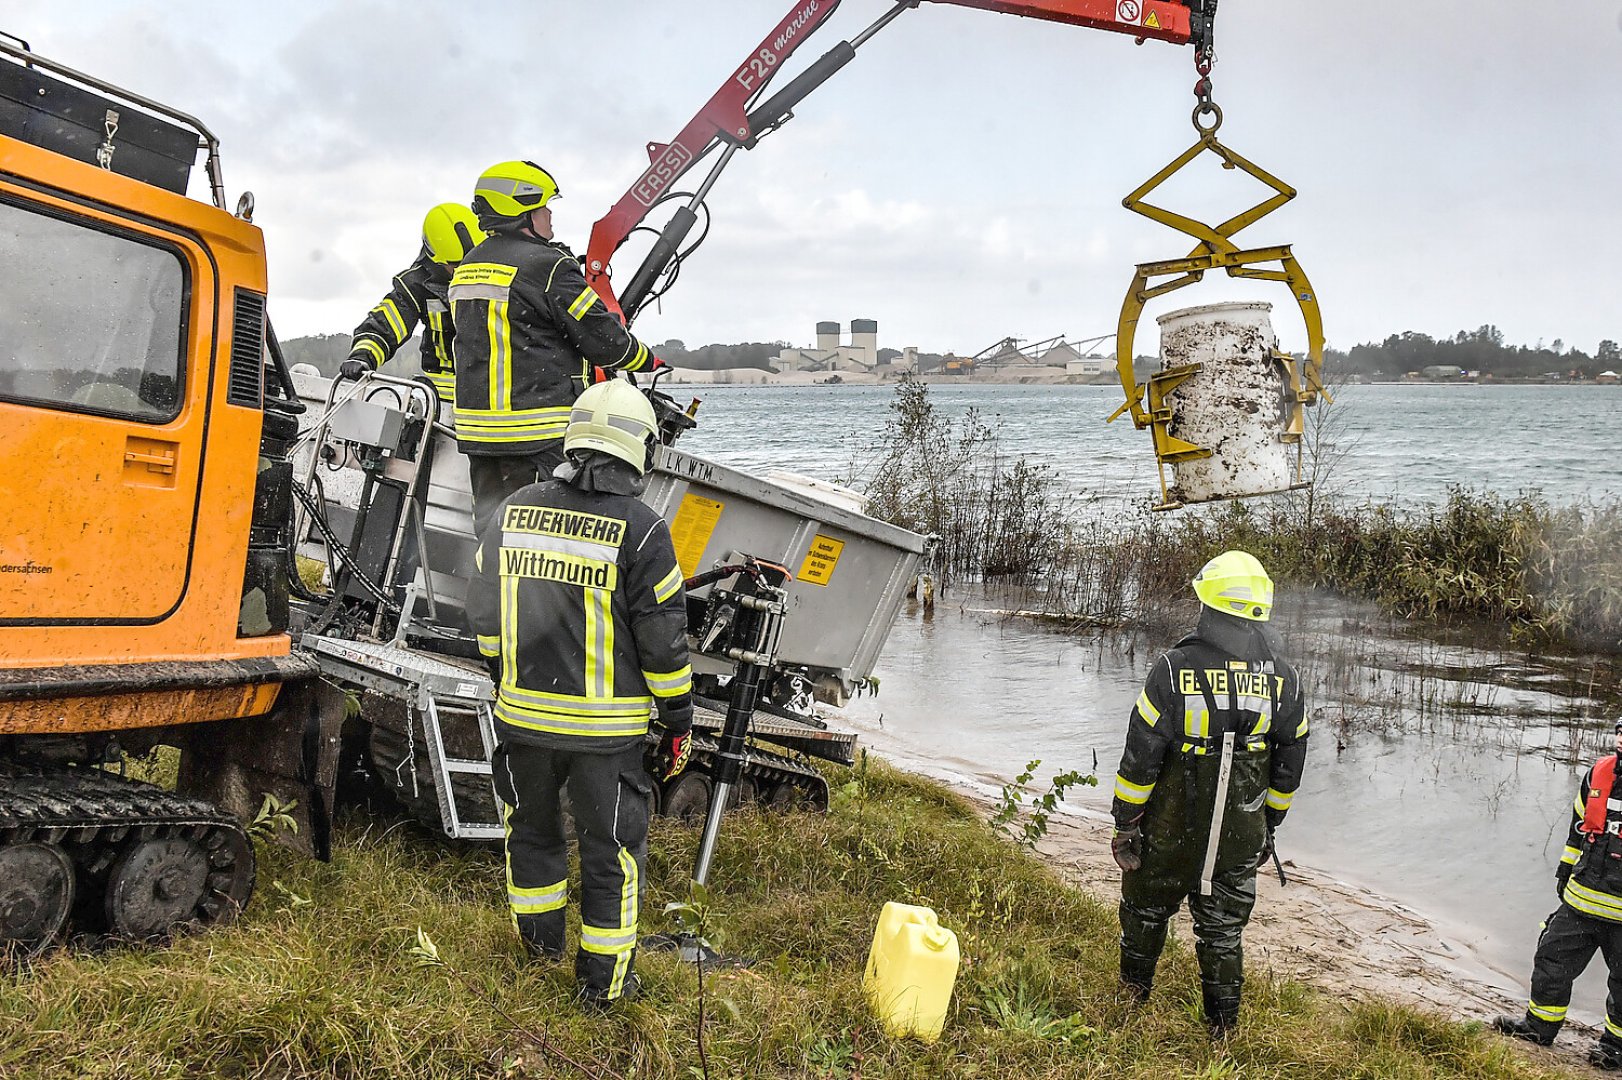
[0,761,254,962]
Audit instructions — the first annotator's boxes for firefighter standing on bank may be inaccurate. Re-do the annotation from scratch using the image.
[1109,550,1309,1036]
[340,202,485,404]
[451,160,660,541]
[465,378,692,1007]
[1495,717,1622,1070]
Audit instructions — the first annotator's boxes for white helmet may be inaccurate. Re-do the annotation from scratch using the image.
[564,379,659,475]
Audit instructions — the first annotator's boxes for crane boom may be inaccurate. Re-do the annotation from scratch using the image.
[584,0,1213,322]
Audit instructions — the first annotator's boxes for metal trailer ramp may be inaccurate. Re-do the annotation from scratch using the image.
[301,634,503,841]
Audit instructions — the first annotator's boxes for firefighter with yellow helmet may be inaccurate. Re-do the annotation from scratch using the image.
[341,202,486,404]
[451,161,661,541]
[464,377,691,1008]
[1109,550,1309,1036]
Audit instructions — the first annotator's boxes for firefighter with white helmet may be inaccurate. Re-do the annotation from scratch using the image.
[1109,550,1310,1036]
[340,202,486,404]
[464,377,691,1008]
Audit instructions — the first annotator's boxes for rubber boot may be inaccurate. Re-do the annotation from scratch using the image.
[1492,1014,1556,1047]
[1590,1037,1622,1071]
[1119,956,1157,1004]
[516,913,565,962]
[578,973,640,1013]
[1204,992,1240,1038]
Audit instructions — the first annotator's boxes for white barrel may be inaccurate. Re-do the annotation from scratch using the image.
[1156,301,1293,503]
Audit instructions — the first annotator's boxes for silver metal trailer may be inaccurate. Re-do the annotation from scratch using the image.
[284,371,927,832]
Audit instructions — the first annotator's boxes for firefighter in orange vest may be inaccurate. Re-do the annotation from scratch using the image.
[1496,717,1622,1070]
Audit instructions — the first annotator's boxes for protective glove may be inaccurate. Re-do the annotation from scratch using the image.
[1556,863,1573,901]
[338,357,373,380]
[655,726,692,782]
[649,355,669,372]
[1259,825,1276,866]
[1111,819,1144,872]
[483,655,502,687]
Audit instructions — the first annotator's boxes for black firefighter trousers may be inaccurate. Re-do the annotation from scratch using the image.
[1119,859,1257,1022]
[492,740,652,1000]
[1517,902,1622,1050]
[468,444,568,543]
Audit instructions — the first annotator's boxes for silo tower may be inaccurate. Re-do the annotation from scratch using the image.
[816,321,841,354]
[851,318,878,367]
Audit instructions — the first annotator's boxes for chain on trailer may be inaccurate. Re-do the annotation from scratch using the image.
[1106,46,1328,510]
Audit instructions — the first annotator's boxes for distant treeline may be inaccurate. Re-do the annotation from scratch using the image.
[279,324,1622,380]
[1327,325,1621,379]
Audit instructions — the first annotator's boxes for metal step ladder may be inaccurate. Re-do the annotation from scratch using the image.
[299,633,503,842]
[416,690,503,841]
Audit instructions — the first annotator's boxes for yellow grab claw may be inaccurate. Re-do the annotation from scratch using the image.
[1110,129,1326,508]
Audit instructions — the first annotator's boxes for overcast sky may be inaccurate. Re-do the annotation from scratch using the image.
[7,1,1620,356]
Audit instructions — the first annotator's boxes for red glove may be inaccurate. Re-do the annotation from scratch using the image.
[656,728,692,782]
[650,355,669,371]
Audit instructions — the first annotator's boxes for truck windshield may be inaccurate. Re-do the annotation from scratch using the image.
[0,198,185,422]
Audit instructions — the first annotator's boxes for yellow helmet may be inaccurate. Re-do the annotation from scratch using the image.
[1192,550,1274,622]
[421,202,485,265]
[472,160,560,224]
[564,379,659,475]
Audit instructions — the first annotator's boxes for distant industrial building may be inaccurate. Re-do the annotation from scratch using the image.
[775,319,916,376]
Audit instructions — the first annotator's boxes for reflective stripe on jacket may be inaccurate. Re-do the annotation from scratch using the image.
[463,479,691,751]
[347,251,455,404]
[450,232,652,457]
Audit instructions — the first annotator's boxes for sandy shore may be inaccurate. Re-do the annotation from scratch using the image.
[937,778,1600,1073]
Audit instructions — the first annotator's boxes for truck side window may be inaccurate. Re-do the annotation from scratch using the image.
[0,198,185,423]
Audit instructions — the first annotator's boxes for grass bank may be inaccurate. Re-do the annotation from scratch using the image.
[0,762,1572,1079]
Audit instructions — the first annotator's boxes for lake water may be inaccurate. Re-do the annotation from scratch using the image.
[672,382,1622,510]
[678,381,1622,1020]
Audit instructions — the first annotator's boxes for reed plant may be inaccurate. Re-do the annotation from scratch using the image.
[857,378,1622,649]
[858,375,1075,589]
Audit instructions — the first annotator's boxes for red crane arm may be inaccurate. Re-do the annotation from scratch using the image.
[585,0,1203,321]
[584,0,849,315]
[931,0,1191,42]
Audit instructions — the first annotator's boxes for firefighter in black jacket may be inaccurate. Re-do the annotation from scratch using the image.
[451,160,659,541]
[1495,718,1622,1070]
[340,202,485,405]
[1110,550,1309,1036]
[465,377,692,1008]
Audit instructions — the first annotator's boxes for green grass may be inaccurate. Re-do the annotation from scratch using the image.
[0,762,1576,1079]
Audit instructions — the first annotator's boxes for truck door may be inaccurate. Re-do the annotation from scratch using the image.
[0,192,209,625]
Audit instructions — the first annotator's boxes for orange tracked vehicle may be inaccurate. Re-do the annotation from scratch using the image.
[0,39,343,960]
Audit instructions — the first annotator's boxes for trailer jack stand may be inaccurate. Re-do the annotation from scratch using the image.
[646,557,791,968]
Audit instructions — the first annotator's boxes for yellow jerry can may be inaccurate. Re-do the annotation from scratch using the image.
[863,901,960,1042]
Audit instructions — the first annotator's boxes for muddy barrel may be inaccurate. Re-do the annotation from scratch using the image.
[1157,302,1293,504]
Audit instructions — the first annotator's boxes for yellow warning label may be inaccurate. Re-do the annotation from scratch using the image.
[670,494,724,578]
[1145,11,1160,29]
[798,535,845,587]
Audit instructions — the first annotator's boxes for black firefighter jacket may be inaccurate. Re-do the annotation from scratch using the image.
[1112,615,1309,896]
[465,478,692,754]
[449,232,653,457]
[347,251,456,401]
